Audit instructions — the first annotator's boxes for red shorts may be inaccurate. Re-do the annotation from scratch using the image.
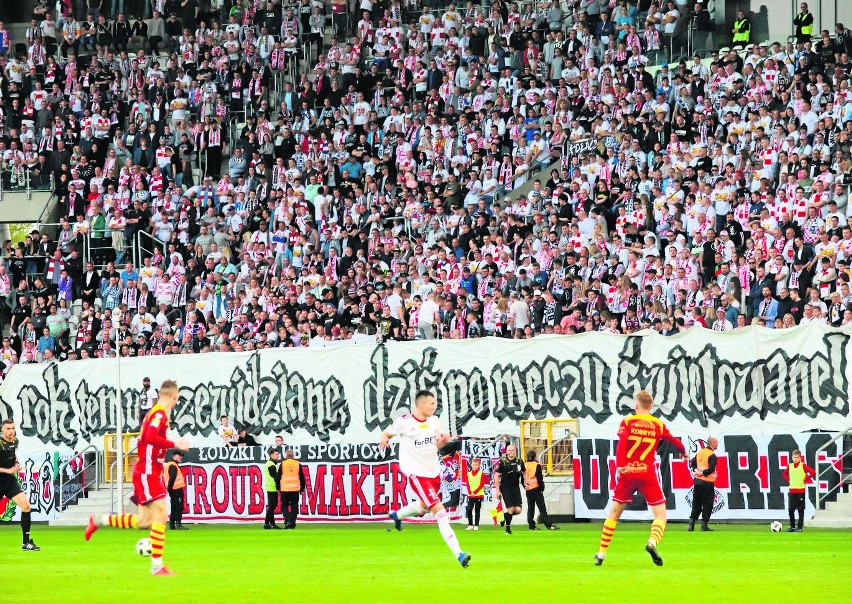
[613,472,666,507]
[408,475,442,509]
[133,470,167,506]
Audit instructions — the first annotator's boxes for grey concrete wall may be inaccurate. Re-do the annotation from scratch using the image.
[745,0,852,45]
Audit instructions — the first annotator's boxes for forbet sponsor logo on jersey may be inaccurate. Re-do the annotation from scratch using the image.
[414,436,436,447]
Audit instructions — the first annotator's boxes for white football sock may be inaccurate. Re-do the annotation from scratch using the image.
[151,557,163,571]
[396,501,425,519]
[435,509,462,557]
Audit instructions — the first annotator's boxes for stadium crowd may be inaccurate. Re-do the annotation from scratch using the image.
[0,0,850,371]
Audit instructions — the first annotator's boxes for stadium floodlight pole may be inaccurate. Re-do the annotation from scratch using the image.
[112,307,124,514]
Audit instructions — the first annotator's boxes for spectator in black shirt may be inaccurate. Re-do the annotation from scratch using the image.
[377,305,402,342]
[237,428,259,447]
[10,296,31,334]
[164,13,182,51]
[8,249,27,286]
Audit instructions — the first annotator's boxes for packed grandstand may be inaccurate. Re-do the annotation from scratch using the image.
[0,0,849,368]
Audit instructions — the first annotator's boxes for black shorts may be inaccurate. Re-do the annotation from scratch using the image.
[502,486,523,508]
[0,476,23,501]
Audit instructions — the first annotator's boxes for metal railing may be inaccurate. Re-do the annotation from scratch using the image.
[382,215,412,242]
[537,431,578,476]
[133,230,163,269]
[109,442,138,514]
[86,231,118,271]
[465,435,521,462]
[537,431,578,501]
[1,166,54,203]
[815,427,852,512]
[58,445,101,510]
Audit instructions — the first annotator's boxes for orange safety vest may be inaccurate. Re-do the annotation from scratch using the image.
[525,461,540,490]
[163,461,185,490]
[279,458,301,492]
[466,468,485,498]
[695,448,717,483]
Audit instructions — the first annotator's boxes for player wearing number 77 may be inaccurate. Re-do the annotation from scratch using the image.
[379,390,471,568]
[594,390,687,567]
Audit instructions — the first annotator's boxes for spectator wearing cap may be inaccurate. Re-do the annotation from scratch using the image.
[711,307,734,332]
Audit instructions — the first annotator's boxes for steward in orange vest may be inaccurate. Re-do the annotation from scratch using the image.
[279,449,306,529]
[688,437,718,532]
[524,450,558,531]
[163,450,187,531]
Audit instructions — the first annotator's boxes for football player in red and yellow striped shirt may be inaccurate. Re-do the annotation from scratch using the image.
[85,380,188,576]
[595,390,686,567]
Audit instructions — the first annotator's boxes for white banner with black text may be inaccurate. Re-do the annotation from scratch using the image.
[0,323,850,453]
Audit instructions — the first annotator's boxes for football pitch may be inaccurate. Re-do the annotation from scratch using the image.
[3,523,850,603]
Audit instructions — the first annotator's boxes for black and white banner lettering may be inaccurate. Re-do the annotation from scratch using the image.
[573,433,843,520]
[562,137,601,160]
[0,323,849,450]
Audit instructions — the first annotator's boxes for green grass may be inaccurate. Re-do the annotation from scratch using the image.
[2,523,850,603]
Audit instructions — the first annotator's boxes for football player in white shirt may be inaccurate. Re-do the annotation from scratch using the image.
[379,390,471,568]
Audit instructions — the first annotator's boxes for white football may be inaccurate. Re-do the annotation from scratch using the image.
[136,537,152,556]
[770,521,783,532]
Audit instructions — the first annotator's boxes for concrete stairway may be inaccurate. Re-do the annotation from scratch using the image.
[808,488,852,528]
[50,487,137,527]
[543,480,575,516]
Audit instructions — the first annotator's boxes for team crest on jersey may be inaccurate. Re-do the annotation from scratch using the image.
[623,461,649,474]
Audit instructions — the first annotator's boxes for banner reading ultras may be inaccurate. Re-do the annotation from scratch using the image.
[0,323,850,449]
[179,443,462,523]
[573,433,843,521]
